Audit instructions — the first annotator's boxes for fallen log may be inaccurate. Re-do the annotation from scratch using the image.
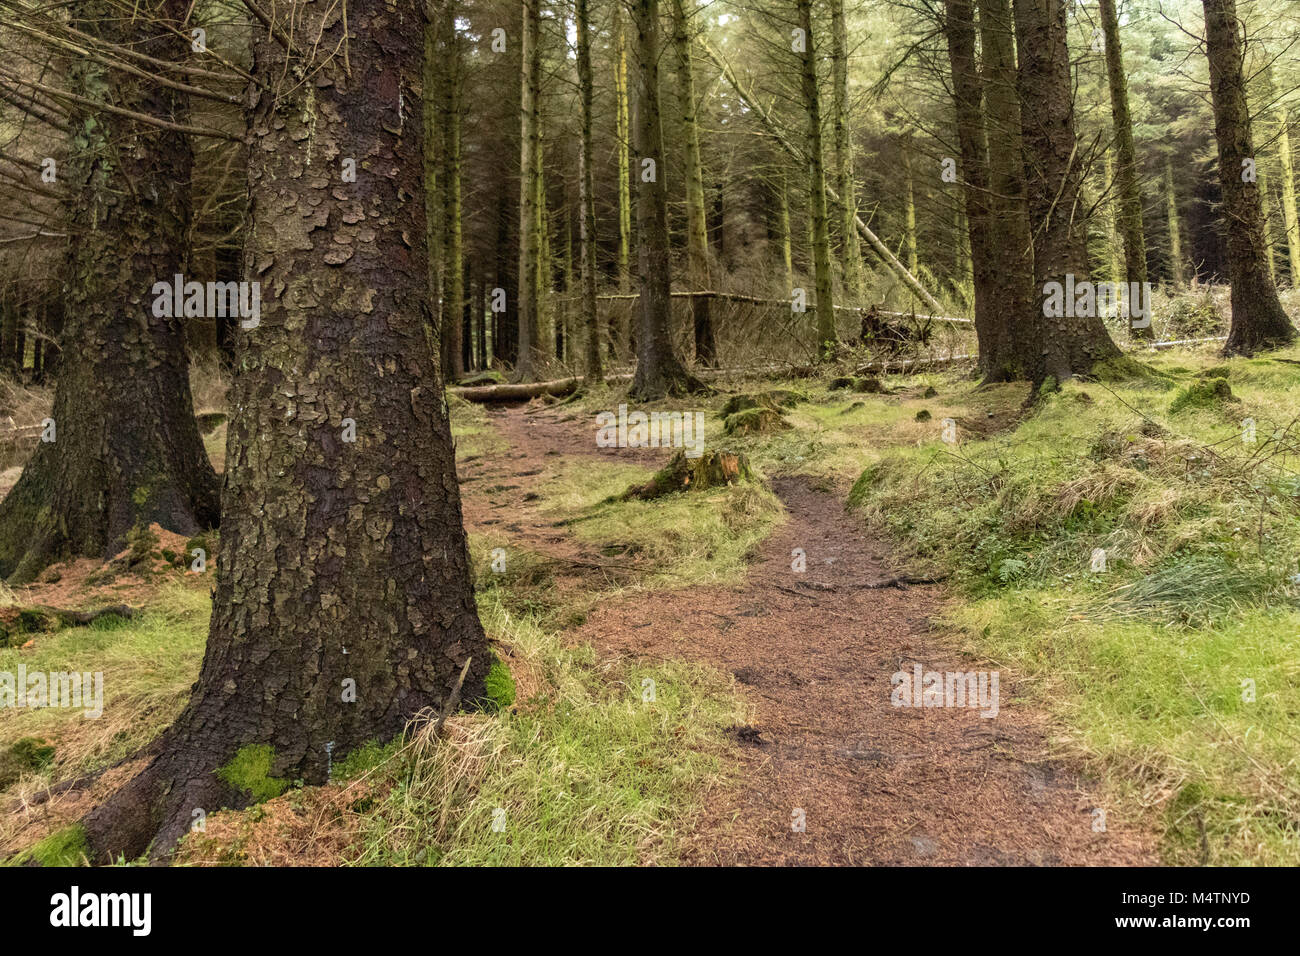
[452,377,584,403]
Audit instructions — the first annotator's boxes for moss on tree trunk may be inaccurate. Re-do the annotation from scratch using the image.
[83,0,489,863]
[0,0,219,584]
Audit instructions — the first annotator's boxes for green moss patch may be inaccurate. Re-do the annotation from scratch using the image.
[216,744,291,804]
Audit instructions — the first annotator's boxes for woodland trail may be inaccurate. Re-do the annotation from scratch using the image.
[462,403,1156,866]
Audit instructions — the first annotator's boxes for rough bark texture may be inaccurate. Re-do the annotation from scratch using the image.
[944,0,999,380]
[577,0,602,383]
[615,2,633,304]
[514,0,544,380]
[630,0,702,398]
[1278,112,1300,285]
[830,0,863,301]
[670,0,716,367]
[1098,0,1150,337]
[0,0,219,584]
[440,4,465,381]
[1013,0,1123,380]
[797,0,836,352]
[1165,155,1186,285]
[84,0,489,862]
[975,0,1040,380]
[1202,0,1295,353]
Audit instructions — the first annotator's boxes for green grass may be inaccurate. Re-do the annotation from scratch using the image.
[2,824,89,867]
[448,393,507,459]
[0,583,209,794]
[841,342,1300,863]
[344,585,741,866]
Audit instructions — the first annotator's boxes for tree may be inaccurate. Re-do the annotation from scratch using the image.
[0,0,219,583]
[84,0,490,861]
[515,0,545,380]
[1278,110,1300,284]
[670,0,716,366]
[796,0,836,353]
[944,0,1001,378]
[576,0,602,383]
[440,2,466,381]
[1098,0,1151,339]
[615,0,634,304]
[1201,0,1295,352]
[830,0,864,301]
[975,0,1039,380]
[1014,0,1123,380]
[629,0,702,398]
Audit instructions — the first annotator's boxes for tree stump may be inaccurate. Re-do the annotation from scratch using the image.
[622,450,755,500]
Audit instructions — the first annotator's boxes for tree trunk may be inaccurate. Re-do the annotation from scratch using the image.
[902,134,919,281]
[670,0,716,367]
[615,2,633,304]
[630,0,702,398]
[944,0,999,380]
[1278,111,1300,285]
[1165,155,1186,285]
[797,0,836,354]
[84,0,489,863]
[1098,0,1151,338]
[830,0,863,301]
[1013,0,1123,380]
[577,0,602,383]
[968,0,1039,380]
[1202,0,1295,353]
[779,170,794,288]
[514,0,544,380]
[441,3,465,382]
[0,0,219,584]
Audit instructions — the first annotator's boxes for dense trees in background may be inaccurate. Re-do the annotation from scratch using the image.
[8,0,1296,393]
[0,0,1295,861]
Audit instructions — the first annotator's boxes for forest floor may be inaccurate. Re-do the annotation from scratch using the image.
[463,404,1153,865]
[3,333,1300,866]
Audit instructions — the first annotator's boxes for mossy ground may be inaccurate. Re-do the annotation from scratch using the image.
[6,333,1300,865]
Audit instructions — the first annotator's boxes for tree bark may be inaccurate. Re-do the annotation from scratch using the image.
[978,0,1041,378]
[0,0,219,583]
[670,0,716,367]
[1165,155,1187,284]
[1098,0,1151,338]
[83,0,489,862]
[1202,0,1295,353]
[440,3,465,381]
[615,2,633,307]
[577,0,602,383]
[796,0,836,353]
[830,0,863,301]
[1013,0,1123,380]
[514,0,544,380]
[944,0,999,380]
[630,0,702,398]
[1278,112,1300,285]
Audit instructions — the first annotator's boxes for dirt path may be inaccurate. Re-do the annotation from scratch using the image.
[464,403,1155,866]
